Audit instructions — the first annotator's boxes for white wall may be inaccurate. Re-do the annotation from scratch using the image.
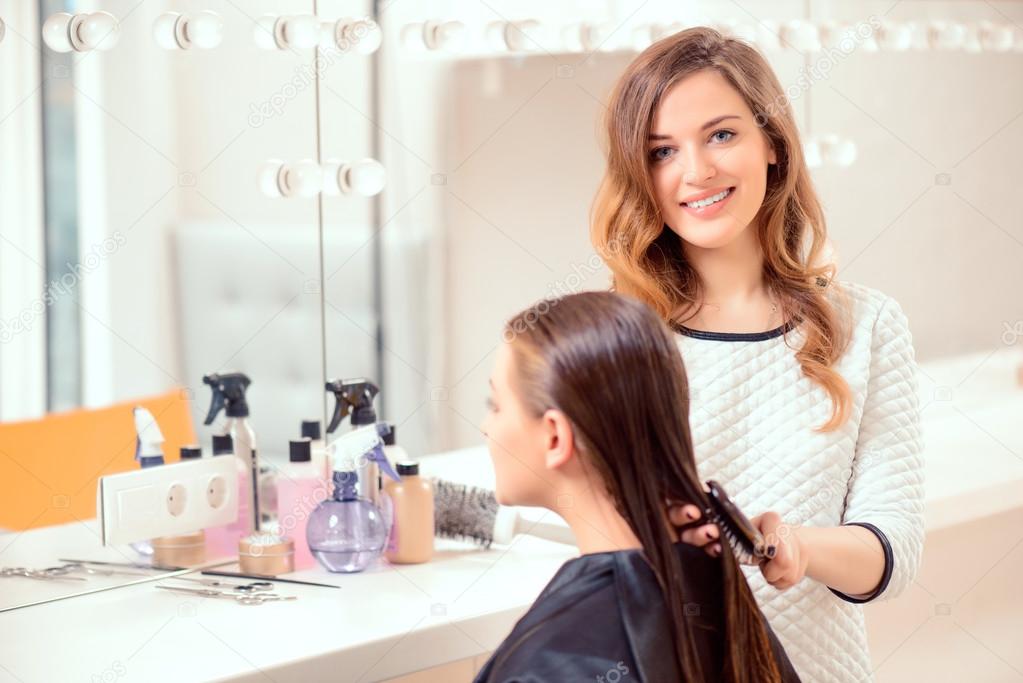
[366,0,1023,452]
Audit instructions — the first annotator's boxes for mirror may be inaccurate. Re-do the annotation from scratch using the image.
[0,0,328,611]
[321,0,1023,458]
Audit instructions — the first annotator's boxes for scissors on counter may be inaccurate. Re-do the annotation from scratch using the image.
[173,576,275,593]
[156,584,297,605]
[1,566,87,581]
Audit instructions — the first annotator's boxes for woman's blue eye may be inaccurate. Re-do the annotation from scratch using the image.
[649,146,674,162]
[650,132,733,161]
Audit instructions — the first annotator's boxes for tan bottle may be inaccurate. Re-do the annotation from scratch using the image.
[384,461,434,564]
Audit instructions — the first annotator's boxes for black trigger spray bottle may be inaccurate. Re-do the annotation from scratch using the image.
[202,372,256,558]
[203,372,294,573]
[325,378,384,508]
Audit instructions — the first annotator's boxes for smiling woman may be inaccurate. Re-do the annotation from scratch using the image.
[590,26,924,683]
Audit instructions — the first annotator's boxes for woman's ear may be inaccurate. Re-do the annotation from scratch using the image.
[540,409,575,471]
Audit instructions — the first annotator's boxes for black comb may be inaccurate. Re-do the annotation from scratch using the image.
[702,480,774,565]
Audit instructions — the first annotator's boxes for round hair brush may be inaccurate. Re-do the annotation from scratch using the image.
[431,478,577,548]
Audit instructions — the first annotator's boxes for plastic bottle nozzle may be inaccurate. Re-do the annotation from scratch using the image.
[133,406,166,463]
[202,372,252,425]
[325,378,379,433]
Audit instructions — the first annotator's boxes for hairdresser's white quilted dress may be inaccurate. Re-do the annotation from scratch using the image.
[675,281,924,683]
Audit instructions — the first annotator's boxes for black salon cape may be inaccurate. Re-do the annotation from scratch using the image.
[474,542,801,682]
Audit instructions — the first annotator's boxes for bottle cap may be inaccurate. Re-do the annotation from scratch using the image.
[382,423,395,446]
[301,419,322,441]
[290,438,312,462]
[212,434,233,455]
[179,445,202,460]
[396,461,419,476]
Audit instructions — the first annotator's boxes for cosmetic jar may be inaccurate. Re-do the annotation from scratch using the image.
[151,531,207,567]
[238,533,295,575]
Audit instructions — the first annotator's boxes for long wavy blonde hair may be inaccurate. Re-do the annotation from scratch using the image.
[591,26,853,432]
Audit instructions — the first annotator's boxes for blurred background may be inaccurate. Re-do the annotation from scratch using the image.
[1,0,1022,680]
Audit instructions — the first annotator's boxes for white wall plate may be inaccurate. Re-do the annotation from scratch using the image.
[97,457,238,546]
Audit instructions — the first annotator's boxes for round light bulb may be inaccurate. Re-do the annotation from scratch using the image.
[963,24,983,53]
[722,22,758,45]
[877,21,913,52]
[346,18,382,54]
[400,22,428,51]
[505,20,543,52]
[980,22,1013,52]
[285,160,323,198]
[186,11,223,49]
[77,11,119,51]
[42,12,74,52]
[826,138,857,167]
[345,159,386,197]
[803,139,823,169]
[930,21,967,50]
[284,15,319,49]
[253,15,278,50]
[584,23,613,52]
[258,159,285,198]
[152,12,181,50]
[431,20,466,52]
[782,20,820,52]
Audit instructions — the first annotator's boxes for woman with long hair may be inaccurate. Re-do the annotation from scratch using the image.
[476,291,800,682]
[591,27,924,681]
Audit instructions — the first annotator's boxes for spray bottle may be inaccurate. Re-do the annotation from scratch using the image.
[129,406,166,557]
[201,372,258,558]
[325,378,383,506]
[306,423,401,572]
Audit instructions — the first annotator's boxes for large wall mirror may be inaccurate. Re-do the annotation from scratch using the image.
[0,0,330,611]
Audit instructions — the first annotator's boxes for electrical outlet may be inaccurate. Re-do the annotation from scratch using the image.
[97,457,238,546]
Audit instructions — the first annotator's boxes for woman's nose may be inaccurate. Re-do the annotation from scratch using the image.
[677,147,716,185]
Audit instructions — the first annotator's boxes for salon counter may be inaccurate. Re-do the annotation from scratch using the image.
[0,515,575,683]
[2,352,1021,682]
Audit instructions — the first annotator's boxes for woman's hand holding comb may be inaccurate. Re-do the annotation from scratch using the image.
[668,503,809,591]
[749,511,809,591]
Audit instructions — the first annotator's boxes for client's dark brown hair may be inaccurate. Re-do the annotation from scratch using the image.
[505,290,782,683]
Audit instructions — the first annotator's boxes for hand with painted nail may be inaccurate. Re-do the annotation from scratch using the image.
[750,511,808,591]
[667,502,723,557]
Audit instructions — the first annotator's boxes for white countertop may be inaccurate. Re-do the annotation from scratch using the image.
[0,519,575,683]
[1,349,1021,682]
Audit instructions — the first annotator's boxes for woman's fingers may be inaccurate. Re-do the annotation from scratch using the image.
[667,503,702,527]
[667,502,719,552]
[679,523,719,547]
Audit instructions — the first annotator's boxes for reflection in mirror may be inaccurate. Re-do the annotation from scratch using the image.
[0,0,325,611]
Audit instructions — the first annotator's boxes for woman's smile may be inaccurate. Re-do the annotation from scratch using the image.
[680,185,736,219]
